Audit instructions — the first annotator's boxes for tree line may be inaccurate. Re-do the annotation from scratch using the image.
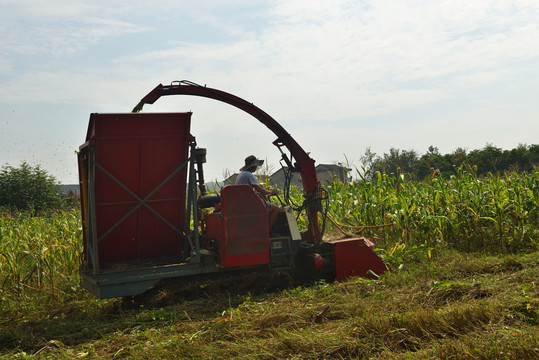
[362,144,539,179]
[2,144,539,212]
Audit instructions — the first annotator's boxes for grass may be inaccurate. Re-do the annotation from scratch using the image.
[0,250,537,359]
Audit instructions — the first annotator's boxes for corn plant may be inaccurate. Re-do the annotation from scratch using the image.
[315,166,539,254]
[0,208,83,301]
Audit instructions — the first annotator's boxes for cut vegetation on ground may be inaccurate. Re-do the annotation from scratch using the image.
[1,250,537,359]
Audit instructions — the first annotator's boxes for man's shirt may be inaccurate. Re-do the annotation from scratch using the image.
[235,170,258,186]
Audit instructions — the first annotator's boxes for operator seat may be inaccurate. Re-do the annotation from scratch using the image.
[205,184,269,267]
[197,193,221,209]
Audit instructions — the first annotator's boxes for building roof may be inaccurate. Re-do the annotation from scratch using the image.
[59,184,80,195]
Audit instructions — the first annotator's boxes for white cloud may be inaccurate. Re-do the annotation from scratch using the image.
[266,0,539,85]
[1,0,539,182]
[0,1,153,58]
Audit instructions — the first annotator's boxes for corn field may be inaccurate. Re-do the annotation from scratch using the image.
[1,168,539,301]
[318,167,539,254]
[0,209,83,303]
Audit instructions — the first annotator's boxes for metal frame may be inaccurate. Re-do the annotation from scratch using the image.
[80,141,217,298]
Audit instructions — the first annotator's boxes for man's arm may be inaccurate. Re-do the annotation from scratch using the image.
[253,184,278,199]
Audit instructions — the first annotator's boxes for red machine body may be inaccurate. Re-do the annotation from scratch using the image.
[206,185,270,268]
[332,238,388,280]
[79,112,192,266]
[78,81,388,299]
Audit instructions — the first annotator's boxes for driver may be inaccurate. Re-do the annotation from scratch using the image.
[235,155,282,229]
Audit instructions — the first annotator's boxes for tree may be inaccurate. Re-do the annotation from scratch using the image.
[360,147,377,171]
[426,145,440,156]
[468,144,503,175]
[371,148,419,178]
[0,162,63,212]
[417,145,450,179]
[528,144,539,166]
[447,147,467,168]
[364,143,539,180]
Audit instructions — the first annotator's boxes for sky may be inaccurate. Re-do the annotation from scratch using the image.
[1,0,539,184]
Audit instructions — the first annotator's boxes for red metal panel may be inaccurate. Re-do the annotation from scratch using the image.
[88,112,192,264]
[220,185,269,267]
[205,212,225,265]
[333,238,388,280]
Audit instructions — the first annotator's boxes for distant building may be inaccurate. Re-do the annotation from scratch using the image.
[270,164,351,189]
[215,164,351,191]
[269,167,303,189]
[59,184,80,202]
[223,173,238,185]
[315,164,352,185]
